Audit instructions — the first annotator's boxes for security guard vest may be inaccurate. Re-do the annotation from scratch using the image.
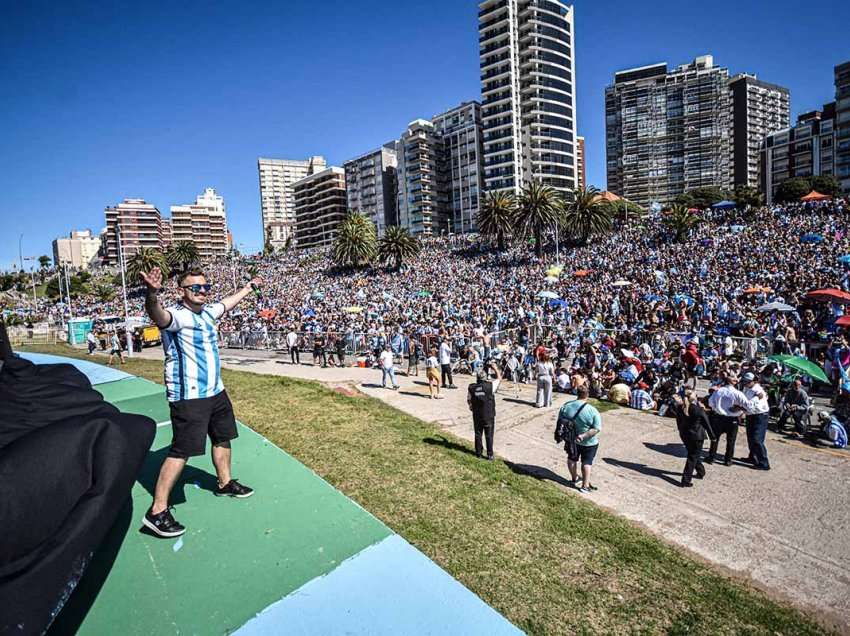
[468,380,496,421]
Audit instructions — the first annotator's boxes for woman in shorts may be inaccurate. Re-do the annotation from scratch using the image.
[425,348,443,399]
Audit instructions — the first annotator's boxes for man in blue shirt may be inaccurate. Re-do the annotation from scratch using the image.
[139,266,262,538]
[556,386,602,494]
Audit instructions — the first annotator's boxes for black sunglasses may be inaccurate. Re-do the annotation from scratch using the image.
[181,283,213,293]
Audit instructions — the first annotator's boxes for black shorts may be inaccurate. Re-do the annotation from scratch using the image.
[567,443,598,466]
[168,390,238,458]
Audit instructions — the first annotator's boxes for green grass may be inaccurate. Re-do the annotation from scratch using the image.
[20,345,827,635]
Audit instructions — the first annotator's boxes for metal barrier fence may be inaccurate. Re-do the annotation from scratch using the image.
[7,327,63,347]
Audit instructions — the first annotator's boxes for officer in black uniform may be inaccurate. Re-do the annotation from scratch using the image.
[467,364,502,460]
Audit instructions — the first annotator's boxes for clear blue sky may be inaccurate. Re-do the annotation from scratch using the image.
[1,1,848,267]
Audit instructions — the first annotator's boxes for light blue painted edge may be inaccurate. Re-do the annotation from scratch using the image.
[16,352,133,385]
[233,533,524,636]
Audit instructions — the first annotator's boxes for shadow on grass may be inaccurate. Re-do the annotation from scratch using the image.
[422,435,479,458]
[504,461,575,489]
[602,457,681,487]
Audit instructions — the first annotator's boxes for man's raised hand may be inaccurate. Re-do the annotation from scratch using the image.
[140,267,164,291]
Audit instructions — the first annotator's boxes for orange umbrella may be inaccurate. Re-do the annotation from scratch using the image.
[800,191,831,202]
[258,309,277,319]
[806,288,850,305]
[574,270,592,277]
[743,286,772,294]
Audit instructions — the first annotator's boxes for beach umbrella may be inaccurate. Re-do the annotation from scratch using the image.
[743,286,773,294]
[303,308,316,317]
[611,280,632,287]
[544,275,559,284]
[537,291,559,300]
[768,355,829,384]
[417,290,432,297]
[800,233,824,244]
[673,294,694,306]
[838,255,850,264]
[757,301,795,313]
[806,288,850,305]
[800,191,831,202]
[258,309,277,319]
[548,299,567,309]
[343,306,363,314]
[311,291,325,299]
[574,269,592,277]
[836,315,850,327]
[711,200,737,210]
[730,224,744,233]
[546,265,564,277]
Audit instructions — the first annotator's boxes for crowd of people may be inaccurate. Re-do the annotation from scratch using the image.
[9,200,850,454]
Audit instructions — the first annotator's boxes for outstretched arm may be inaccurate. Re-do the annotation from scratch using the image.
[140,268,172,328]
[221,276,263,313]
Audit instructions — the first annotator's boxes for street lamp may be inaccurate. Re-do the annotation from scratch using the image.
[115,225,134,358]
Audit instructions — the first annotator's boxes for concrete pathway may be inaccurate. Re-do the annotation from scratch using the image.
[130,347,850,631]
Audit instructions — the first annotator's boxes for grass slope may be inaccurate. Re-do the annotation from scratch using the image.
[20,345,826,635]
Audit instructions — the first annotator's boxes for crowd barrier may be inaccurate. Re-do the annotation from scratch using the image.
[6,327,63,347]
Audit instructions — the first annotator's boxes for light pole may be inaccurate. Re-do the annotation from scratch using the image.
[115,225,134,357]
[22,256,37,311]
[18,234,24,272]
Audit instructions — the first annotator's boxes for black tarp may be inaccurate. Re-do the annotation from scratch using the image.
[0,340,155,635]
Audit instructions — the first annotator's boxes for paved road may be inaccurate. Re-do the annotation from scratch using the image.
[130,347,850,631]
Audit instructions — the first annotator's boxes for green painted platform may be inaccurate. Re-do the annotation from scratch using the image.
[52,409,391,635]
[95,377,172,423]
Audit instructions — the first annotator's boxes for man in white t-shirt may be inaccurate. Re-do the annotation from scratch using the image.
[439,338,455,389]
[286,327,300,365]
[379,344,398,390]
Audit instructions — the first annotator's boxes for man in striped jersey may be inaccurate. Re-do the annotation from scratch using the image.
[139,266,262,538]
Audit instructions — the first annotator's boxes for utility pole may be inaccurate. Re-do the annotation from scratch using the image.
[115,225,134,357]
[18,234,23,272]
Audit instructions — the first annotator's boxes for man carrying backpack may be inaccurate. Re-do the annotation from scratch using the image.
[555,386,602,494]
[467,364,502,460]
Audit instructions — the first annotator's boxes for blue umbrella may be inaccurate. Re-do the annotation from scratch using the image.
[839,255,850,264]
[548,299,567,309]
[302,308,316,317]
[730,224,745,233]
[673,294,694,306]
[712,200,736,209]
[800,233,824,244]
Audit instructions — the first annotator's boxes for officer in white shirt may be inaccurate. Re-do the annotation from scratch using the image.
[707,373,756,465]
[286,327,300,365]
[742,372,771,470]
[379,344,398,390]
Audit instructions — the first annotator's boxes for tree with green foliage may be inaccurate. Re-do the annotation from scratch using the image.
[37,255,51,282]
[263,227,276,256]
[126,247,170,286]
[167,240,200,273]
[597,199,645,221]
[663,204,702,243]
[514,180,559,258]
[675,186,728,209]
[377,226,420,271]
[477,191,516,251]
[733,185,764,209]
[93,283,117,302]
[332,212,377,268]
[560,186,613,245]
[775,177,812,203]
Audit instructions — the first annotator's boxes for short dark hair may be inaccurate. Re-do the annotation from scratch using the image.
[576,386,589,399]
[178,268,206,286]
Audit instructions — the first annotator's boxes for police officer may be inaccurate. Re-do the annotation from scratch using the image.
[467,363,502,460]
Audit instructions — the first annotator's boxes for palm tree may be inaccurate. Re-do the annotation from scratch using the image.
[332,213,377,268]
[378,226,420,270]
[514,180,559,258]
[477,191,515,251]
[37,255,51,282]
[167,240,200,272]
[93,283,116,302]
[126,247,170,285]
[663,204,702,243]
[559,186,613,245]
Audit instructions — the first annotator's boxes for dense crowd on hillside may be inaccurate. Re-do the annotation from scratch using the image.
[6,200,850,438]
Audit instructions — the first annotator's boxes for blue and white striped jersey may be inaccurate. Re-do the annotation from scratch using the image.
[162,302,226,402]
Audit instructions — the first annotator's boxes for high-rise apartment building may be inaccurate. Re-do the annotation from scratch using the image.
[343,144,398,236]
[432,101,484,233]
[396,119,450,236]
[258,156,327,249]
[293,167,348,250]
[170,187,229,259]
[835,61,850,193]
[605,55,732,208]
[478,0,578,195]
[761,106,836,204]
[729,74,790,188]
[52,230,101,270]
[576,135,585,189]
[103,199,165,265]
